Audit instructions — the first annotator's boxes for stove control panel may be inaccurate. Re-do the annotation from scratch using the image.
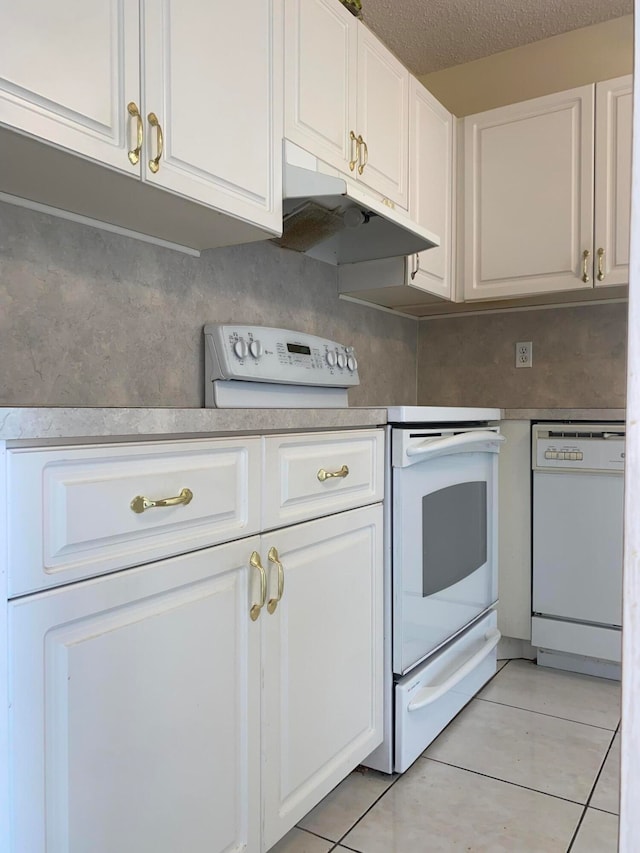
[204,324,360,387]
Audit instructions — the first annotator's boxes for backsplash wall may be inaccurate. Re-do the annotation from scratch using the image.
[0,202,418,408]
[417,302,628,408]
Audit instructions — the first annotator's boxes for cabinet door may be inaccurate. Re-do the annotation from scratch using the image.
[356,27,409,207]
[0,0,140,174]
[463,86,595,300]
[408,78,454,300]
[595,75,632,288]
[8,537,261,853]
[142,0,282,232]
[261,505,383,850]
[284,0,357,174]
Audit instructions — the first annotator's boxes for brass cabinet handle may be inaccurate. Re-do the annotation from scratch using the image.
[410,253,420,281]
[127,101,143,165]
[147,112,164,173]
[317,464,349,482]
[597,247,605,281]
[267,546,285,614]
[349,130,358,172]
[249,551,267,621]
[130,487,193,514]
[357,135,368,175]
[582,249,591,283]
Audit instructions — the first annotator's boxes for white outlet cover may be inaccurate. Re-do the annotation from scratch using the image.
[515,341,533,368]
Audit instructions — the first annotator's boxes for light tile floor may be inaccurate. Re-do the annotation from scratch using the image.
[269,659,621,853]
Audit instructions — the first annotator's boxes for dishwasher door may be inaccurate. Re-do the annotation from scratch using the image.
[532,469,623,627]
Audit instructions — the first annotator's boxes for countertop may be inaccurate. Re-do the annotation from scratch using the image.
[502,408,626,422]
[0,407,387,442]
[0,406,626,443]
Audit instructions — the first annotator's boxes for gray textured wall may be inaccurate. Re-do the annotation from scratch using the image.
[417,302,628,408]
[0,202,418,407]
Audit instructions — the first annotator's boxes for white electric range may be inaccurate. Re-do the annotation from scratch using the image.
[203,325,504,774]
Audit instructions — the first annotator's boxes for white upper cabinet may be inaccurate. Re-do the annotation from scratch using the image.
[407,77,455,300]
[462,77,632,301]
[284,0,409,206]
[284,0,357,174]
[0,0,282,241]
[355,26,409,207]
[142,0,280,229]
[594,75,633,288]
[0,0,140,173]
[462,85,595,301]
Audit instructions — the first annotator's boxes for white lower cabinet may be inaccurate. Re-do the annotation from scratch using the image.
[262,505,383,849]
[9,536,262,853]
[4,430,384,853]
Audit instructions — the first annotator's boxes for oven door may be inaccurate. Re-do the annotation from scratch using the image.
[392,428,502,675]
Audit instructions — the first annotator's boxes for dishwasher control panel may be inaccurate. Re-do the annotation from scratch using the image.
[533,423,625,472]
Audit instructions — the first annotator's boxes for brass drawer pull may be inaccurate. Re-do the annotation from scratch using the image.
[267,546,285,614]
[317,464,349,482]
[249,551,267,621]
[349,130,358,171]
[357,135,368,175]
[127,101,143,165]
[147,111,164,173]
[597,247,605,281]
[130,487,193,514]
[582,248,591,283]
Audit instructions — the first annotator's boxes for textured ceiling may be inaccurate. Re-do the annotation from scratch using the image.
[360,0,633,75]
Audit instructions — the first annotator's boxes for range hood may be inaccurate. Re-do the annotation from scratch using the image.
[274,142,440,265]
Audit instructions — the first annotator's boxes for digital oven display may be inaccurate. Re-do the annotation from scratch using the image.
[287,343,311,355]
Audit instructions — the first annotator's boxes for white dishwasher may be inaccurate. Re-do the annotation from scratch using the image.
[531,422,625,678]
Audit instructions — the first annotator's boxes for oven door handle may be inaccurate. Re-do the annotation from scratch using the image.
[407,628,501,712]
[405,430,505,462]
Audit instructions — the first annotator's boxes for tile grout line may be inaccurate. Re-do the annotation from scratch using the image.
[565,724,619,852]
[475,694,621,731]
[327,771,406,851]
[420,754,599,808]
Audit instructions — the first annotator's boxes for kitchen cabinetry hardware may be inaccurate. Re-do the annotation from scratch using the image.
[249,550,267,621]
[130,487,193,514]
[147,112,164,174]
[410,253,420,280]
[349,130,358,171]
[267,546,285,614]
[317,464,349,481]
[127,102,144,165]
[582,248,591,282]
[357,135,368,174]
[597,247,606,281]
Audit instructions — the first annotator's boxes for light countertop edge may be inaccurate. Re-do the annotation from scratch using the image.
[0,407,627,442]
[0,407,388,442]
[502,408,626,421]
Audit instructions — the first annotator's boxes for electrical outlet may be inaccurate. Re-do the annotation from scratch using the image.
[515,341,533,368]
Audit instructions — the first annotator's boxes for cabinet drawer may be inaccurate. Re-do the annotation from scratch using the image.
[7,438,261,596]
[262,429,384,528]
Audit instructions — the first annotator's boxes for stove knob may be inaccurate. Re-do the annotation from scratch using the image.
[326,350,337,367]
[337,353,347,369]
[234,339,249,359]
[347,356,357,372]
[249,340,262,359]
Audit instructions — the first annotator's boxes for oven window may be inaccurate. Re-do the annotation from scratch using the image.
[422,481,487,596]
